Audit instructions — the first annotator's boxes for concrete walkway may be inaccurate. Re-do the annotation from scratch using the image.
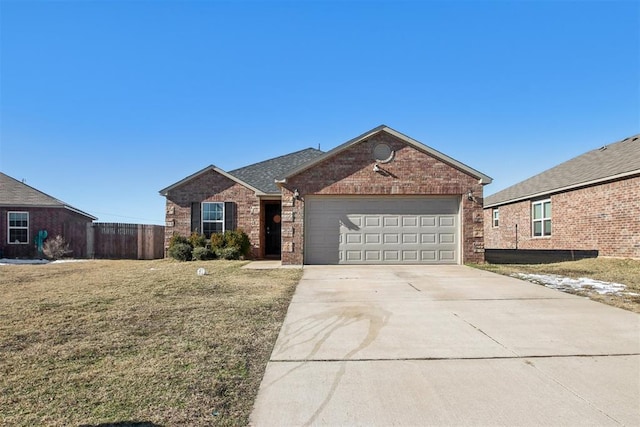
[250,265,640,426]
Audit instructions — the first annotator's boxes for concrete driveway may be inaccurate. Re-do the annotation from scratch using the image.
[250,265,640,426]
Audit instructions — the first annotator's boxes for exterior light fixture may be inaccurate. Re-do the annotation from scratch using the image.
[293,189,300,199]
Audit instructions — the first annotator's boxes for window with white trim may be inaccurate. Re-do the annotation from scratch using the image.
[202,202,224,237]
[492,208,499,227]
[532,200,551,237]
[8,211,29,244]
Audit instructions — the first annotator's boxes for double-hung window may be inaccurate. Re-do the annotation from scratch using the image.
[202,202,224,237]
[532,200,551,237]
[8,211,29,244]
[492,208,499,227]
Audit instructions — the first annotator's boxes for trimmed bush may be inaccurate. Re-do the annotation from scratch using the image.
[189,232,207,248]
[215,246,241,260]
[223,230,251,258]
[168,242,192,261]
[192,246,213,261]
[209,233,224,250]
[169,233,189,248]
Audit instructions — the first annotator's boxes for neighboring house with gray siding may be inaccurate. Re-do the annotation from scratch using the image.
[161,125,492,265]
[484,134,640,258]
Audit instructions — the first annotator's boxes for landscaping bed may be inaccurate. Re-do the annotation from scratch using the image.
[0,259,301,426]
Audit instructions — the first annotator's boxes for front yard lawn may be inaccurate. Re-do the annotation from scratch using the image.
[0,259,301,426]
[471,258,640,313]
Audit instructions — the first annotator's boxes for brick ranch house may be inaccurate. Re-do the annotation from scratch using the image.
[160,125,492,265]
[0,172,96,258]
[484,134,640,259]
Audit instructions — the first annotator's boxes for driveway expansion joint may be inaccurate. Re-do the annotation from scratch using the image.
[269,353,640,363]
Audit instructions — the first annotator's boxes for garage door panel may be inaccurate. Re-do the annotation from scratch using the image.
[439,234,456,244]
[383,216,399,227]
[402,250,418,261]
[421,216,437,227]
[383,234,399,244]
[346,234,362,244]
[402,233,418,244]
[421,250,437,261]
[440,250,456,261]
[439,216,456,227]
[365,216,380,227]
[305,197,459,265]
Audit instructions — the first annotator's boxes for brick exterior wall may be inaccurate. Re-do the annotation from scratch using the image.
[163,169,262,257]
[0,207,92,258]
[280,132,486,265]
[483,175,640,258]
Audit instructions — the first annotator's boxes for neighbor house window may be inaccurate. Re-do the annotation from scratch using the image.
[8,211,29,244]
[532,200,551,237]
[492,208,499,227]
[202,202,224,237]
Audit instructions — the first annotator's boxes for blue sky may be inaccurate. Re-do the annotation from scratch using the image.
[1,0,638,224]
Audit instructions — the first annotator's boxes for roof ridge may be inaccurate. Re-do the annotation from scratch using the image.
[485,133,640,206]
[229,147,323,174]
[1,172,66,205]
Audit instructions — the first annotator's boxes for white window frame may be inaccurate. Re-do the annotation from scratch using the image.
[532,199,551,237]
[492,208,499,228]
[202,202,225,237]
[8,211,29,244]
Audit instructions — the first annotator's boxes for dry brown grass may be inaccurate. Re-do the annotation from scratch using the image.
[472,258,640,313]
[0,259,302,426]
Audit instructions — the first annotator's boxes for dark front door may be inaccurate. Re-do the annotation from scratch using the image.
[265,203,282,257]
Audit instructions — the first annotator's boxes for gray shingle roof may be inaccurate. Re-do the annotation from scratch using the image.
[485,134,640,207]
[229,147,324,194]
[0,172,97,219]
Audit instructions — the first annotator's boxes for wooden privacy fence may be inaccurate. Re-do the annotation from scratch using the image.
[87,223,165,259]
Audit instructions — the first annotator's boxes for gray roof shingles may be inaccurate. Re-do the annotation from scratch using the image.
[485,134,640,207]
[0,172,96,219]
[228,147,324,194]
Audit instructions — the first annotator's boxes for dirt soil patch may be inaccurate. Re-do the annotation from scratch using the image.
[0,259,301,426]
[472,258,640,313]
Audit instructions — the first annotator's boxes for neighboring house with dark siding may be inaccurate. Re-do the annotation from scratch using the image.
[0,172,97,258]
[484,134,640,258]
[161,125,492,265]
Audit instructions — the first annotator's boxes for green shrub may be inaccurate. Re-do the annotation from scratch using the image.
[215,246,241,260]
[192,246,212,261]
[168,233,189,248]
[209,233,224,250]
[223,229,251,258]
[189,232,207,248]
[168,242,192,261]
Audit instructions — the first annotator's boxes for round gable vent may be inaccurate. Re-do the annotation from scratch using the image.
[372,143,395,163]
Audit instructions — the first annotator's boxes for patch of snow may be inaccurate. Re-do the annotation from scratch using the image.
[512,273,627,295]
[0,258,89,265]
[0,258,49,265]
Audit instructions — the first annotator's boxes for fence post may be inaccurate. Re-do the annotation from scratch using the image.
[87,223,95,259]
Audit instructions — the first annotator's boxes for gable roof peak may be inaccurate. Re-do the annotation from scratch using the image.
[278,125,493,184]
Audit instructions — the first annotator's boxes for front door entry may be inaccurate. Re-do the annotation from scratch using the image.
[265,203,282,257]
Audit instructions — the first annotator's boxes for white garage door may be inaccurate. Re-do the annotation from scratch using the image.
[304,196,460,265]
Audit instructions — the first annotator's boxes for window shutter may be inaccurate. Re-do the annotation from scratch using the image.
[224,202,236,231]
[191,202,201,233]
